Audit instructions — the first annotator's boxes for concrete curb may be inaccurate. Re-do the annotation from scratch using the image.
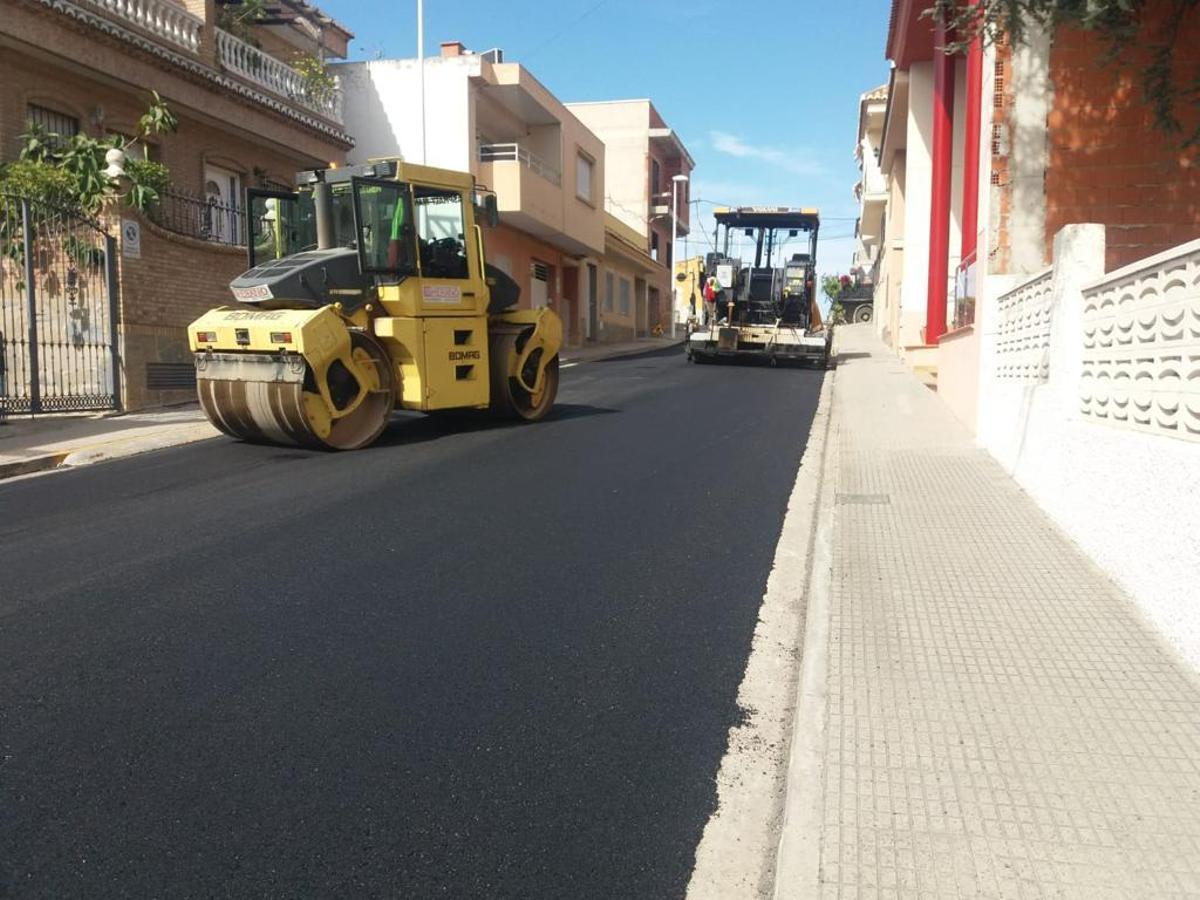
[771,362,839,898]
[0,424,219,482]
[0,452,71,481]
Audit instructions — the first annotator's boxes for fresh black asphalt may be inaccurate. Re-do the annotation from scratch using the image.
[0,347,822,898]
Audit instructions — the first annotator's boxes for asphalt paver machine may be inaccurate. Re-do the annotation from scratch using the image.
[687,207,831,366]
[188,160,562,450]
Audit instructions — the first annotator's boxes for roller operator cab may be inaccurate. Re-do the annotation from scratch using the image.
[188,160,562,450]
[687,206,832,366]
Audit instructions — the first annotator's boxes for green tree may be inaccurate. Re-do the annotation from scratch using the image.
[2,92,178,214]
[822,274,848,324]
[930,0,1200,145]
[217,0,268,44]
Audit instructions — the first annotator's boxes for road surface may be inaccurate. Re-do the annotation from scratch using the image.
[0,348,822,898]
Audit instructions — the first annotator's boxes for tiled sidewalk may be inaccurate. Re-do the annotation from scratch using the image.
[815,326,1200,898]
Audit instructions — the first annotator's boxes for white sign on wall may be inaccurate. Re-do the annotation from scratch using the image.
[121,219,141,259]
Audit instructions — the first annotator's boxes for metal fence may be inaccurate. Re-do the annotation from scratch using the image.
[953,250,978,329]
[149,188,247,246]
[0,195,120,417]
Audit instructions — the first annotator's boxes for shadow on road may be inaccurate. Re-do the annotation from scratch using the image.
[594,344,685,363]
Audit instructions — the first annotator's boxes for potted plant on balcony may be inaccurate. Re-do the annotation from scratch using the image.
[292,53,338,108]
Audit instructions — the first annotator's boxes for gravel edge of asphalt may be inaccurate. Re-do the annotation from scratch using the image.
[685,367,836,899]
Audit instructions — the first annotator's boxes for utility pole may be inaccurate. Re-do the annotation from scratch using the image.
[417,0,427,164]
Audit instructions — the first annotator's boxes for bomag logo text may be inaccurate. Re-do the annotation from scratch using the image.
[448,350,481,361]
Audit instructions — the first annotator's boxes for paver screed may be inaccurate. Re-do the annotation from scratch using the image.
[815,326,1200,899]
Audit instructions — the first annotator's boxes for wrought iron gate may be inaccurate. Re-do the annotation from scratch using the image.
[0,195,120,417]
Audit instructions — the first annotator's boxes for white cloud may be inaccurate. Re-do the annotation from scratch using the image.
[708,131,826,176]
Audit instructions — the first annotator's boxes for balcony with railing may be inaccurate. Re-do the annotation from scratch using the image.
[147,186,247,246]
[53,0,345,126]
[214,28,343,122]
[77,0,203,53]
[478,144,561,186]
[478,142,575,248]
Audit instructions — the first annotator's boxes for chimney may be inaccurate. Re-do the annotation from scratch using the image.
[440,41,467,58]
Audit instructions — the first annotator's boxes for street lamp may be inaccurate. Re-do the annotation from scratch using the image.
[670,174,689,339]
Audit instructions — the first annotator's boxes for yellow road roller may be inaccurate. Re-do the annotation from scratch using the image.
[188,160,561,449]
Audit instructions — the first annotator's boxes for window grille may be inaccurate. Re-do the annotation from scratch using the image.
[26,104,79,146]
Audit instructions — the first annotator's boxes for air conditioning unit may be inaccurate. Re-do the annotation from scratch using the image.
[480,48,504,63]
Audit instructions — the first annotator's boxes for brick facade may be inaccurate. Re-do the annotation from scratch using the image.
[2,0,351,410]
[1,48,313,194]
[113,208,247,410]
[1043,16,1200,271]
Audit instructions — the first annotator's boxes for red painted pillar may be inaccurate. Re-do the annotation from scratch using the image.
[926,18,954,343]
[960,16,983,263]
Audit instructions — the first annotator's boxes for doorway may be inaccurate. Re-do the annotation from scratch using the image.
[587,263,599,341]
[563,265,579,346]
[203,163,243,245]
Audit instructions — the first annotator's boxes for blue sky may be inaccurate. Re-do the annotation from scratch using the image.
[322,0,893,276]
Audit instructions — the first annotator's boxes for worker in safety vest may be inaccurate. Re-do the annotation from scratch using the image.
[387,190,414,270]
[703,275,719,325]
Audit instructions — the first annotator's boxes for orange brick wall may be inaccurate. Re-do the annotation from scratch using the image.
[1045,13,1200,270]
[111,208,247,409]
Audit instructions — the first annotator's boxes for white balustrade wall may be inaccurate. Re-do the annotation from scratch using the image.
[976,224,1200,671]
[1080,240,1200,441]
[993,267,1053,381]
[215,28,342,121]
[78,0,203,53]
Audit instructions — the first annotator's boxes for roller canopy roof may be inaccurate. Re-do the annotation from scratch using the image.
[712,207,820,230]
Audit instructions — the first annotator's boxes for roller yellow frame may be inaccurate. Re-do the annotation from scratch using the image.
[188,160,562,450]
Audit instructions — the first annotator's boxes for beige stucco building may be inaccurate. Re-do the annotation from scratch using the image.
[336,42,608,346]
[564,100,694,336]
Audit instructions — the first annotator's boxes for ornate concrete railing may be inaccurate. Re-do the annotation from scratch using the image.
[1080,239,1200,441]
[214,28,342,121]
[79,0,203,52]
[994,267,1053,381]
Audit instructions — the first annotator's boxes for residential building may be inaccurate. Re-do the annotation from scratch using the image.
[863,0,1200,666]
[674,256,706,324]
[335,42,606,347]
[876,0,1200,382]
[1,0,353,410]
[564,100,694,336]
[847,83,888,325]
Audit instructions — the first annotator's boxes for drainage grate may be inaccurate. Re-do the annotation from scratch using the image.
[146,362,197,391]
[836,493,891,505]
